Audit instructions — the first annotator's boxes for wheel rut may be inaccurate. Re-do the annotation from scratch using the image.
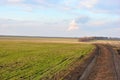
[87,45,117,80]
[63,44,120,80]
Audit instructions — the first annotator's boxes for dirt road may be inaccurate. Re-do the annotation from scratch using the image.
[63,44,120,80]
[87,45,117,80]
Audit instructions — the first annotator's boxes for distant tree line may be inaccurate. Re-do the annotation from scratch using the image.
[79,37,120,42]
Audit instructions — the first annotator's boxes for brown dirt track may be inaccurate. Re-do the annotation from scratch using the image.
[62,44,120,80]
[87,45,117,80]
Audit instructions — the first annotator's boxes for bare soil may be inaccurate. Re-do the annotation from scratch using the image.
[87,45,117,80]
[49,44,120,80]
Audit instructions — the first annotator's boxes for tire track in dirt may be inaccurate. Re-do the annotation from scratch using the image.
[53,44,120,80]
[87,45,117,80]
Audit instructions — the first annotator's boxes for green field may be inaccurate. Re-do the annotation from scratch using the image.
[0,39,94,80]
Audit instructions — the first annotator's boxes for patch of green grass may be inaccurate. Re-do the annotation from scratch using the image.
[0,40,94,80]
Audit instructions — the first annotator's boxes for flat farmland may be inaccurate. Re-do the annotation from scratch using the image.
[0,38,94,80]
[0,37,79,43]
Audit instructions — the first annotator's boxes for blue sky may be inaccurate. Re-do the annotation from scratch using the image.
[0,0,120,37]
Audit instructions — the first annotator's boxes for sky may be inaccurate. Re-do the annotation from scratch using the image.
[0,0,120,37]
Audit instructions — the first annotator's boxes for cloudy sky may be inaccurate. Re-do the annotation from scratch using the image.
[0,0,120,37]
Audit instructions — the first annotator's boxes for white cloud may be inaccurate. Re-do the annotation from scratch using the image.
[67,16,90,31]
[87,17,120,27]
[7,0,24,4]
[22,5,33,12]
[79,0,99,9]
[35,0,45,3]
[4,0,34,12]
[88,20,107,26]
[67,20,79,31]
